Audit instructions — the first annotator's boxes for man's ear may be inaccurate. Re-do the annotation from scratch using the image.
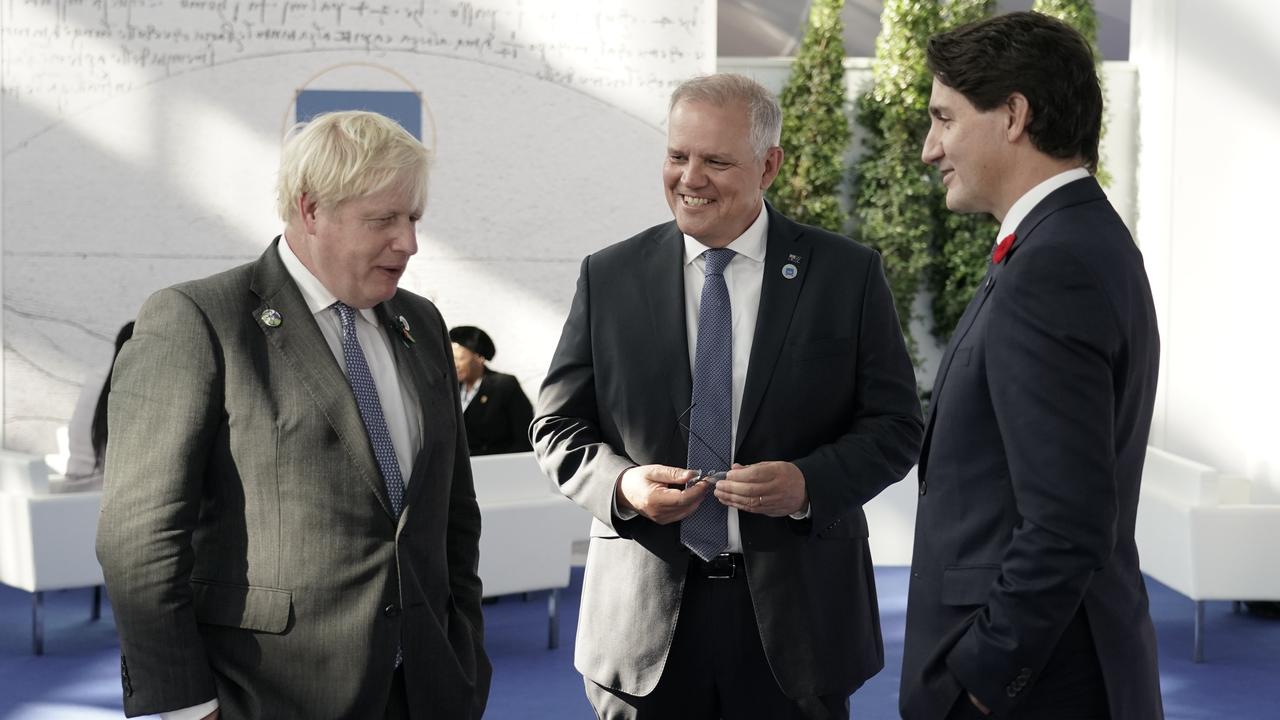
[760,146,784,189]
[297,194,320,234]
[1005,92,1032,142]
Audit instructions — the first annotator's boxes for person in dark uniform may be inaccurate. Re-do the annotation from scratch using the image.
[450,326,533,455]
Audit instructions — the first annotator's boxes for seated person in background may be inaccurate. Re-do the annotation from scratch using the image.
[58,321,135,492]
[450,325,533,455]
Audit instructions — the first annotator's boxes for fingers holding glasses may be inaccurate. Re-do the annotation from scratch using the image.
[715,461,808,517]
[617,464,711,525]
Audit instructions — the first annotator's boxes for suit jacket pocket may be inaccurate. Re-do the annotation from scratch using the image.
[791,337,854,361]
[941,565,1000,607]
[191,579,293,634]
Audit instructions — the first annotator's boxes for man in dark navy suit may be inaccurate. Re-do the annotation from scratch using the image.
[900,12,1164,720]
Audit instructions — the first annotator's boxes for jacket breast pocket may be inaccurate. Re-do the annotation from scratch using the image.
[191,579,293,634]
[941,564,1000,606]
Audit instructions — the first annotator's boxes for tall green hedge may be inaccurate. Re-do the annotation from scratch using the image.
[852,0,942,358]
[769,0,850,231]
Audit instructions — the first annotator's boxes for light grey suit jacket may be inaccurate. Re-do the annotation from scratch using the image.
[96,239,490,719]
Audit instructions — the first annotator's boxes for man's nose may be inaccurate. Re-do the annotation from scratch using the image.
[921,128,942,165]
[394,219,419,255]
[682,159,708,188]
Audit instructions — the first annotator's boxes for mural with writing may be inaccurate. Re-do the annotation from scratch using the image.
[0,0,714,453]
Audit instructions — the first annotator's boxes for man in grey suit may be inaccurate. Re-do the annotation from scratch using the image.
[900,12,1163,720]
[97,111,490,719]
[533,74,923,719]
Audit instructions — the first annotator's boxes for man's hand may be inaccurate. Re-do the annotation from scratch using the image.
[616,465,711,524]
[715,461,808,517]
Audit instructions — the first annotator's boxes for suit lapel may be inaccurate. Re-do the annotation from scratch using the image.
[920,176,1107,473]
[641,224,693,441]
[375,298,447,514]
[736,206,810,454]
[250,238,396,518]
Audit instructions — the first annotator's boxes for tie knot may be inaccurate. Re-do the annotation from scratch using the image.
[702,248,736,277]
[332,301,357,333]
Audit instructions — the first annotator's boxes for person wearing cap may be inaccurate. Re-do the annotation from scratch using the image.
[449,326,534,456]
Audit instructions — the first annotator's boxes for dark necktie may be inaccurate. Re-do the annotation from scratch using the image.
[681,248,735,561]
[332,302,405,517]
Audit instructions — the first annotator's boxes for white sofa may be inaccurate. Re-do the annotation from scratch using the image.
[469,451,591,648]
[0,449,105,654]
[1135,446,1280,661]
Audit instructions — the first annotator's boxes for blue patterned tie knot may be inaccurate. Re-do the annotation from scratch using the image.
[332,302,406,518]
[681,248,736,561]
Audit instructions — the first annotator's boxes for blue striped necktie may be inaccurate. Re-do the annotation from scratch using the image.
[681,248,735,561]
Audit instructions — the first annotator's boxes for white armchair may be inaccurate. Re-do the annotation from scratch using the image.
[1135,446,1280,661]
[469,451,590,648]
[0,449,105,654]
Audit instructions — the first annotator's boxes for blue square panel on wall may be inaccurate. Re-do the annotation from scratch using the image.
[296,90,422,140]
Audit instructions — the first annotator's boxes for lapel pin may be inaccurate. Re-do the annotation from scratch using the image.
[781,263,799,280]
[480,395,488,404]
[260,308,282,327]
[396,315,416,347]
[787,253,803,264]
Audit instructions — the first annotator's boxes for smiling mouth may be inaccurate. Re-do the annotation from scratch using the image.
[680,194,713,207]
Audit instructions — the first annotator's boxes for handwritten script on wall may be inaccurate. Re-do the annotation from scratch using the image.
[2,0,712,139]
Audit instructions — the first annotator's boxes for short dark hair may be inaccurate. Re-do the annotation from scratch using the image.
[927,11,1102,172]
[449,325,495,361]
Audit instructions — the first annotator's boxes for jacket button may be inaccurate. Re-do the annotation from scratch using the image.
[384,603,401,618]
[1006,685,1018,698]
[919,481,927,496]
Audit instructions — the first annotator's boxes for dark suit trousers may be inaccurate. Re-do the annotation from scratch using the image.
[945,610,1110,720]
[586,555,848,720]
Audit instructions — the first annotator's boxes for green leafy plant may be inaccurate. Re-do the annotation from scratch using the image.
[770,0,850,232]
[851,0,942,358]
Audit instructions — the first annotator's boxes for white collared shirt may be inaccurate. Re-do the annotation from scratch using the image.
[277,236,422,483]
[997,167,1091,245]
[682,205,768,553]
[460,377,481,410]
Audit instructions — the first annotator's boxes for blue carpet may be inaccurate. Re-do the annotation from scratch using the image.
[2,568,1278,719]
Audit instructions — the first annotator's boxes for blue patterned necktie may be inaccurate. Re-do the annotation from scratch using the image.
[332,302,405,517]
[681,248,735,561]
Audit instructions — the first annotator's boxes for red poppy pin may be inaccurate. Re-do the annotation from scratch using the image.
[992,233,1017,265]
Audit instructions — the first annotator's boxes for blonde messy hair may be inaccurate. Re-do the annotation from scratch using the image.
[276,110,430,223]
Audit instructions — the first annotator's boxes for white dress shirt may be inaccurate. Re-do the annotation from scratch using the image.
[997,167,1091,244]
[162,238,423,720]
[460,378,481,411]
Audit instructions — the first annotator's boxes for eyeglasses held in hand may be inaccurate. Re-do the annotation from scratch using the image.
[678,402,731,487]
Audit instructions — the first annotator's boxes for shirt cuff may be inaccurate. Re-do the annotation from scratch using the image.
[612,467,639,521]
[789,500,811,520]
[160,698,219,720]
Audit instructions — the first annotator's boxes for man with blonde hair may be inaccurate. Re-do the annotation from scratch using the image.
[98,111,490,719]
[534,73,922,718]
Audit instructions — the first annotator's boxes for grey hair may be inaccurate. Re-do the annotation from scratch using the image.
[669,73,782,158]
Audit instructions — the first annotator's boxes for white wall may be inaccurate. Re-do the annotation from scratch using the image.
[1131,0,1280,501]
